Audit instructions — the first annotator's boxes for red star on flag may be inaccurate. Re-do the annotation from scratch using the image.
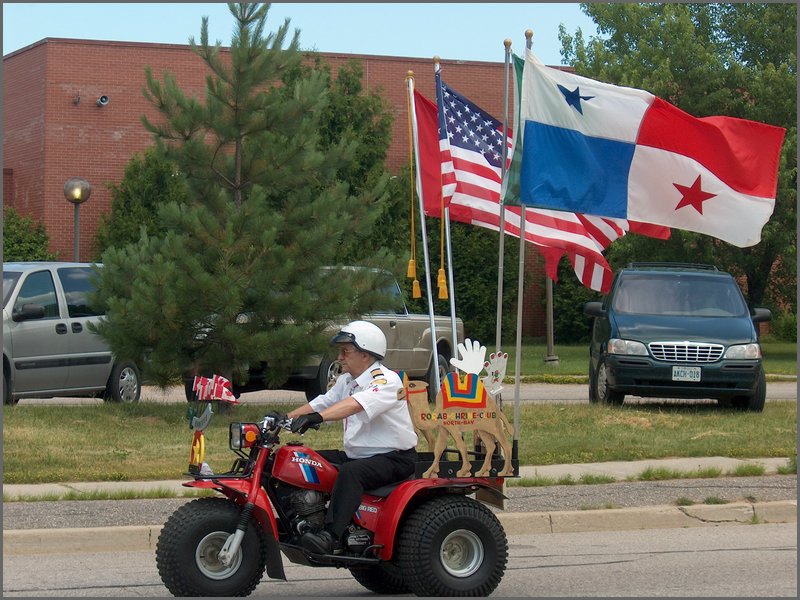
[673,175,716,215]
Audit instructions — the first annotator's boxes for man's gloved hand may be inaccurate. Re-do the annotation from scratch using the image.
[290,411,323,434]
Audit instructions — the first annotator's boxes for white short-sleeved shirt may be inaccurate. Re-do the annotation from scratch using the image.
[309,361,418,459]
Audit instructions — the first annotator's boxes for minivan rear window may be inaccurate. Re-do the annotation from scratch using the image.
[612,275,748,317]
[57,267,104,317]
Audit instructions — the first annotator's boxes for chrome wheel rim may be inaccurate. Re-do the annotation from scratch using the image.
[195,531,242,580]
[118,367,139,402]
[597,363,610,401]
[439,529,483,578]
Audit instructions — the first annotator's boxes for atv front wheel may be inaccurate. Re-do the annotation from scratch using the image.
[156,497,267,597]
[396,495,507,596]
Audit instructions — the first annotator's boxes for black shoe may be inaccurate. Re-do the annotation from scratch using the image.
[300,529,342,555]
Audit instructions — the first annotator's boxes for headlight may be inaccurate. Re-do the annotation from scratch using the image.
[229,423,260,450]
[724,344,761,359]
[607,339,648,356]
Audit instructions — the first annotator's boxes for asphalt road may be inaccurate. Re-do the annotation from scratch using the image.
[17,380,798,406]
[3,524,795,597]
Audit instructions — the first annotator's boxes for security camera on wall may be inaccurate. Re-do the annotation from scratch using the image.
[96,95,109,107]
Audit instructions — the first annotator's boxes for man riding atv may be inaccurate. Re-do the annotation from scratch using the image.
[286,320,418,555]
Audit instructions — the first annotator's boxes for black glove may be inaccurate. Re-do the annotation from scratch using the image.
[290,411,323,434]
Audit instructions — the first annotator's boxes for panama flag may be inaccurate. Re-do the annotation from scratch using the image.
[517,50,785,247]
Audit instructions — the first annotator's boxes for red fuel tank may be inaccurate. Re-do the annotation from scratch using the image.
[272,444,338,492]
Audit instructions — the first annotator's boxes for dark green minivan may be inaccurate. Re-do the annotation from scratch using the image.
[584,263,772,411]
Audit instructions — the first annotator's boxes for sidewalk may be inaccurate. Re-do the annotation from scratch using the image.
[4,456,792,500]
[3,457,796,556]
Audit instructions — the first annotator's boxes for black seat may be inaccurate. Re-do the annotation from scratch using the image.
[364,474,414,498]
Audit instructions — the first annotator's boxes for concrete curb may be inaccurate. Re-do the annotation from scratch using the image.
[4,501,795,556]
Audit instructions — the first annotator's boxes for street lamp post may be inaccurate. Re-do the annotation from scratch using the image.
[63,177,91,262]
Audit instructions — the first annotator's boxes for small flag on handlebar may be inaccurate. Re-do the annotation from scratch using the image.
[192,375,240,404]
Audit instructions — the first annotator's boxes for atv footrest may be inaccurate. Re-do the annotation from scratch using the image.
[280,543,381,568]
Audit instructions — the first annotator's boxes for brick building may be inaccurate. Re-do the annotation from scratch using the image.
[3,38,548,336]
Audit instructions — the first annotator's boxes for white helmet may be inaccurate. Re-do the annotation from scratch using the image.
[331,320,387,359]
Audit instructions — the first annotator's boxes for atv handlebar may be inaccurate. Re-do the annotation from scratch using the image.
[262,415,320,434]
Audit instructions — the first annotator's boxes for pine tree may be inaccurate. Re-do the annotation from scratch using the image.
[93,3,395,386]
[93,147,188,259]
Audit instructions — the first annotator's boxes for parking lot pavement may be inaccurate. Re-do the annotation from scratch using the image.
[17,380,797,406]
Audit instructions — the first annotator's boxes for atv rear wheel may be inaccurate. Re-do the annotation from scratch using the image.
[349,563,409,594]
[156,497,267,597]
[396,495,507,596]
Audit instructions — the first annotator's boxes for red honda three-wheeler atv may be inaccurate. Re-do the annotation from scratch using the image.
[155,412,515,597]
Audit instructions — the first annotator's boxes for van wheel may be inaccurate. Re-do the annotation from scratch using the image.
[3,366,16,405]
[426,353,449,403]
[588,363,598,403]
[594,358,624,406]
[104,361,141,403]
[305,358,340,401]
[732,368,766,412]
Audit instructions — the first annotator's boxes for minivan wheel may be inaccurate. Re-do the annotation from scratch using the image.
[732,368,766,412]
[3,367,16,405]
[588,363,598,403]
[594,358,624,406]
[104,361,141,403]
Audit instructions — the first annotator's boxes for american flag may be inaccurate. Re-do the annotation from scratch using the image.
[414,75,631,293]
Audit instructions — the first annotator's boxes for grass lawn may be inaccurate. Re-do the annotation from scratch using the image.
[3,400,795,484]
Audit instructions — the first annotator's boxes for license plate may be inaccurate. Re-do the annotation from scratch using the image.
[672,366,701,382]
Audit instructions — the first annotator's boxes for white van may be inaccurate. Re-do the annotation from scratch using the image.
[3,262,141,405]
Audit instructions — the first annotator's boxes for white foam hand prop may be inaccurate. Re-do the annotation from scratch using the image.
[482,350,508,395]
[450,338,487,375]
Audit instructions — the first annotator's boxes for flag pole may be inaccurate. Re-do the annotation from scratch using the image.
[434,59,460,362]
[495,40,512,353]
[511,31,537,434]
[407,71,442,394]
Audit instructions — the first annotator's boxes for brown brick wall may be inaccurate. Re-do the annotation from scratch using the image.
[3,42,47,223]
[3,38,547,336]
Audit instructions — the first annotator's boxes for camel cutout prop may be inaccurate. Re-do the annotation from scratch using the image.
[398,340,515,478]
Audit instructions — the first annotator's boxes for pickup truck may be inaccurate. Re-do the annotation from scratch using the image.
[185,276,464,402]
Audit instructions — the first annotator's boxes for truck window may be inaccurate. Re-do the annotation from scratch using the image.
[13,270,60,318]
[57,267,104,317]
[373,281,408,316]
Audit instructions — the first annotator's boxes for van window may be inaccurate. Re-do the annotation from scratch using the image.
[57,267,104,317]
[3,271,21,308]
[613,275,748,317]
[13,270,60,318]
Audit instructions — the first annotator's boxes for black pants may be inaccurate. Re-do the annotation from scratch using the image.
[317,448,417,539]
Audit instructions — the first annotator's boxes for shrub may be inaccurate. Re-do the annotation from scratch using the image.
[771,312,797,342]
[2,207,57,261]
